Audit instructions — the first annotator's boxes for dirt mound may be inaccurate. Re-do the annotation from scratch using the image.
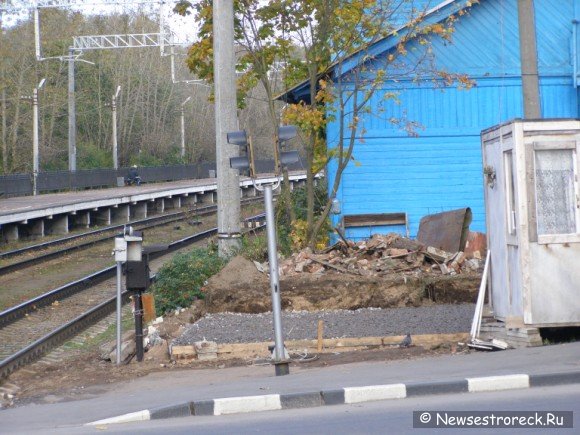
[207,255,268,289]
[202,253,480,314]
[203,256,270,313]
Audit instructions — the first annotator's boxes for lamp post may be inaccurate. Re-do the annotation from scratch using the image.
[68,48,94,172]
[32,78,45,195]
[112,85,121,170]
[180,96,191,159]
[227,125,299,376]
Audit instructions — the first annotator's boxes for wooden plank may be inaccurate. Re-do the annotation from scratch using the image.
[317,320,324,352]
[310,257,359,275]
[171,345,195,356]
[214,333,470,358]
[343,213,407,228]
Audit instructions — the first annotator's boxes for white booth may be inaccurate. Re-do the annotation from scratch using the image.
[481,119,580,344]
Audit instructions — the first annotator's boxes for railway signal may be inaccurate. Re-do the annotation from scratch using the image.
[227,125,299,376]
[227,130,255,177]
[275,125,300,174]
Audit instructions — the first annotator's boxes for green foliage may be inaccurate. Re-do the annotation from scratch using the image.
[128,151,164,167]
[291,182,327,221]
[286,182,331,250]
[42,157,68,172]
[78,142,113,169]
[276,219,293,257]
[272,182,330,253]
[127,147,186,167]
[237,233,268,262]
[152,247,226,315]
[0,10,206,174]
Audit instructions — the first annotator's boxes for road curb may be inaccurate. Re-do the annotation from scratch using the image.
[85,370,580,426]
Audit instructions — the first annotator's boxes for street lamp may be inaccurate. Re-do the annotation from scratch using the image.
[21,77,46,196]
[227,125,299,377]
[180,96,192,159]
[33,78,46,196]
[112,85,121,169]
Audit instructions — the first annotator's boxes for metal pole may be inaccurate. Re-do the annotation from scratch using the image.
[264,184,289,376]
[134,291,144,362]
[116,261,123,365]
[517,0,541,119]
[33,4,41,60]
[213,0,241,257]
[32,87,39,196]
[68,48,76,172]
[180,106,185,159]
[112,93,118,170]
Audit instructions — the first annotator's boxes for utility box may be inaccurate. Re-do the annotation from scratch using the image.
[481,119,580,328]
[126,260,150,291]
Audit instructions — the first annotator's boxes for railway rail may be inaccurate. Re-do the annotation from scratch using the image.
[0,196,263,274]
[0,214,265,379]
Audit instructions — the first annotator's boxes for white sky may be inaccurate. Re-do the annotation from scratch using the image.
[1,1,199,43]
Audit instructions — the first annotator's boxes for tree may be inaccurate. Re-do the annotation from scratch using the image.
[0,7,213,173]
[178,0,475,249]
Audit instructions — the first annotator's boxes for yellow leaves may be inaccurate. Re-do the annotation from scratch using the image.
[283,102,326,132]
[430,23,445,35]
[290,219,328,251]
[289,219,308,250]
[396,43,407,56]
[457,74,476,90]
[435,71,476,90]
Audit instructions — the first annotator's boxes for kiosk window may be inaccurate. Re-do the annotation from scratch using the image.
[535,149,576,235]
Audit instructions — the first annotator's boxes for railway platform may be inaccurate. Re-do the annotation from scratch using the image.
[0,172,307,243]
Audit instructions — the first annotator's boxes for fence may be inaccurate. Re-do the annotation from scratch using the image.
[0,159,304,198]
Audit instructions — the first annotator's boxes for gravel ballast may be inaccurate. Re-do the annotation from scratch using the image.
[173,304,475,345]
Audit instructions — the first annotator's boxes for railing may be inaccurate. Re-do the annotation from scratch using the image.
[0,159,304,198]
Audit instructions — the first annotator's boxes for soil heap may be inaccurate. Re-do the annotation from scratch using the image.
[202,233,482,314]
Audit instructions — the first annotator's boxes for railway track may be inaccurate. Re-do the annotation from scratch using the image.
[0,196,263,274]
[0,215,265,379]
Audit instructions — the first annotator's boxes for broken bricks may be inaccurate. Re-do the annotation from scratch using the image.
[277,233,482,278]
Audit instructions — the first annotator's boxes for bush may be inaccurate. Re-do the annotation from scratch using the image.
[151,247,226,315]
[282,182,330,251]
[78,141,113,169]
[237,233,268,262]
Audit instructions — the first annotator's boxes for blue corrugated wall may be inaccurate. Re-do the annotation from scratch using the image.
[327,0,580,242]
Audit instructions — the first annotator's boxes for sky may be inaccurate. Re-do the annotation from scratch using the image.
[1,1,199,43]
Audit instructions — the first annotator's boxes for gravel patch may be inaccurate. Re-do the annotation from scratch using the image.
[173,304,475,345]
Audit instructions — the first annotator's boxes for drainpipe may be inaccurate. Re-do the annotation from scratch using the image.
[573,1,580,108]
[517,0,541,119]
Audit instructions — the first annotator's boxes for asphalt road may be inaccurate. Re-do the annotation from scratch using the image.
[2,342,579,433]
[18,384,580,434]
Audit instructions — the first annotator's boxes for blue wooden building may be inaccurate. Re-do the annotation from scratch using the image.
[282,0,580,241]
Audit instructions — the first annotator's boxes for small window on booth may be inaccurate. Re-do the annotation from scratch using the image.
[504,150,517,236]
[534,145,578,238]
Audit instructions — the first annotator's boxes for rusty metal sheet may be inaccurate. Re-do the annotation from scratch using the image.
[417,208,472,253]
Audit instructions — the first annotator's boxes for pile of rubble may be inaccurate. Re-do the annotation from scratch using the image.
[279,233,482,278]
